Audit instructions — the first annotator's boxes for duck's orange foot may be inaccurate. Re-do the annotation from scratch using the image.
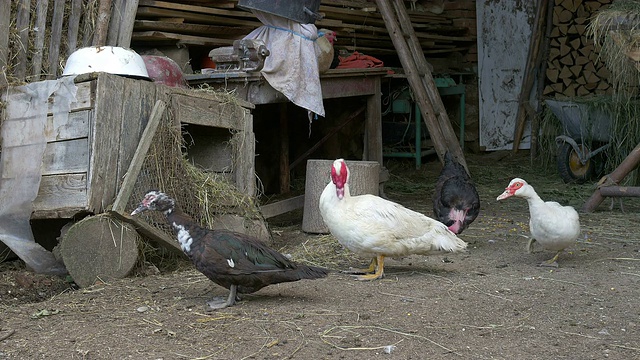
[353,272,384,281]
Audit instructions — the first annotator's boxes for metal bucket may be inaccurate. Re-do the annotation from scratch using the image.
[238,0,322,24]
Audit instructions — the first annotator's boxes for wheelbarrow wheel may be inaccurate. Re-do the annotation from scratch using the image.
[557,141,594,184]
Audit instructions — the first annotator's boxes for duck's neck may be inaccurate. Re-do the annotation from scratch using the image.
[164,206,199,254]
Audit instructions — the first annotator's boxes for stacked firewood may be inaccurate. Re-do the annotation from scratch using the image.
[133,0,477,64]
[543,0,614,98]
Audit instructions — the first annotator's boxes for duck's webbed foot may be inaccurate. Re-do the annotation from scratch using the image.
[206,284,238,310]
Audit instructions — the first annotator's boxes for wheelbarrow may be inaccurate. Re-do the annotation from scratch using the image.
[545,99,612,184]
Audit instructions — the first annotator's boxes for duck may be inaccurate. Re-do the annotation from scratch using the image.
[131,191,329,309]
[497,178,580,267]
[433,151,480,234]
[319,159,467,280]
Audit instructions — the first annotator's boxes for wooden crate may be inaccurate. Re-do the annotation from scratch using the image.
[1,72,255,220]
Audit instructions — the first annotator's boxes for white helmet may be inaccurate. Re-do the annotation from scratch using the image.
[62,46,150,79]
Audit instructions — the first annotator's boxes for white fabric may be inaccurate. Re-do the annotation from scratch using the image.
[244,11,325,117]
[0,77,77,275]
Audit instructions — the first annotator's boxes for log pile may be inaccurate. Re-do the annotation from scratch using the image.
[132,0,477,66]
[543,0,614,99]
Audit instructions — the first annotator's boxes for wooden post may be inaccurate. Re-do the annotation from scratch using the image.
[583,142,640,212]
[302,160,379,233]
[0,0,10,88]
[31,0,49,81]
[375,0,467,171]
[93,0,113,46]
[279,103,290,194]
[513,0,549,152]
[47,0,66,79]
[66,0,83,56]
[14,0,30,81]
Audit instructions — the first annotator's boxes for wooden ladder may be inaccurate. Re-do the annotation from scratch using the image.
[375,0,467,171]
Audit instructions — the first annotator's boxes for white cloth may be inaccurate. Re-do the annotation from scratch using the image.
[0,77,77,275]
[244,11,325,117]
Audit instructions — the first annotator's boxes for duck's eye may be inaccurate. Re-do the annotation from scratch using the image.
[515,183,523,188]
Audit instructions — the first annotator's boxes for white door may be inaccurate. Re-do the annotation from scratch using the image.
[477,1,536,151]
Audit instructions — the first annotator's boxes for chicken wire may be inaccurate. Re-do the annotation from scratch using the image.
[125,106,263,242]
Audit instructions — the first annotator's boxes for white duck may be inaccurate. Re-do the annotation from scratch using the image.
[319,158,467,280]
[497,178,580,267]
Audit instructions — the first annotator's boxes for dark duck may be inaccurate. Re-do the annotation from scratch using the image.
[432,152,480,234]
[131,191,329,309]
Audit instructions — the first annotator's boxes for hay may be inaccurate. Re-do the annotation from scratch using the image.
[125,97,267,262]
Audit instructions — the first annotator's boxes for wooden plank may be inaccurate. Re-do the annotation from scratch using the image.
[42,139,90,175]
[31,0,49,81]
[2,110,90,147]
[66,0,83,55]
[171,93,247,130]
[0,0,8,88]
[139,0,257,18]
[112,100,166,213]
[108,210,186,257]
[117,0,140,47]
[14,0,30,81]
[232,127,255,196]
[134,20,253,37]
[107,0,125,46]
[260,195,305,219]
[136,7,261,27]
[33,173,88,213]
[90,74,125,213]
[47,0,65,79]
[131,31,235,47]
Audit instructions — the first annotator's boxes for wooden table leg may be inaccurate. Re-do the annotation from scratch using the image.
[365,76,383,165]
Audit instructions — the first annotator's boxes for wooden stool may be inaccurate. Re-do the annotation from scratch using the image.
[302,159,380,233]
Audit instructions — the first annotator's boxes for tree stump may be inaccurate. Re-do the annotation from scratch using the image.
[60,213,140,287]
[302,159,380,233]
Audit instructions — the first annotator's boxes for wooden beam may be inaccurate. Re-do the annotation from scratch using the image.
[260,195,305,219]
[583,142,640,212]
[93,0,113,46]
[0,0,8,88]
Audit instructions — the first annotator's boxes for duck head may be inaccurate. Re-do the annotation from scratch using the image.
[331,159,349,200]
[131,190,175,215]
[496,178,529,200]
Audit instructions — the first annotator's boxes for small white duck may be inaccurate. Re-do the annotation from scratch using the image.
[497,178,580,267]
[319,158,467,280]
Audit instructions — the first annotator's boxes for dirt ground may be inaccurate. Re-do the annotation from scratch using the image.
[1,152,639,359]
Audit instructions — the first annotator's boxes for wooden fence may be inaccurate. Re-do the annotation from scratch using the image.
[0,0,139,88]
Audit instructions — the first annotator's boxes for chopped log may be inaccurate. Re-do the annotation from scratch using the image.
[302,160,379,233]
[576,85,590,96]
[560,54,574,66]
[559,65,573,79]
[548,47,561,61]
[547,68,560,82]
[560,40,571,56]
[563,83,577,97]
[569,64,582,77]
[60,214,140,288]
[569,37,582,49]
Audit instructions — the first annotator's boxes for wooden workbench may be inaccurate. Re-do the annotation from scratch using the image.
[186,68,388,166]
[186,68,389,217]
